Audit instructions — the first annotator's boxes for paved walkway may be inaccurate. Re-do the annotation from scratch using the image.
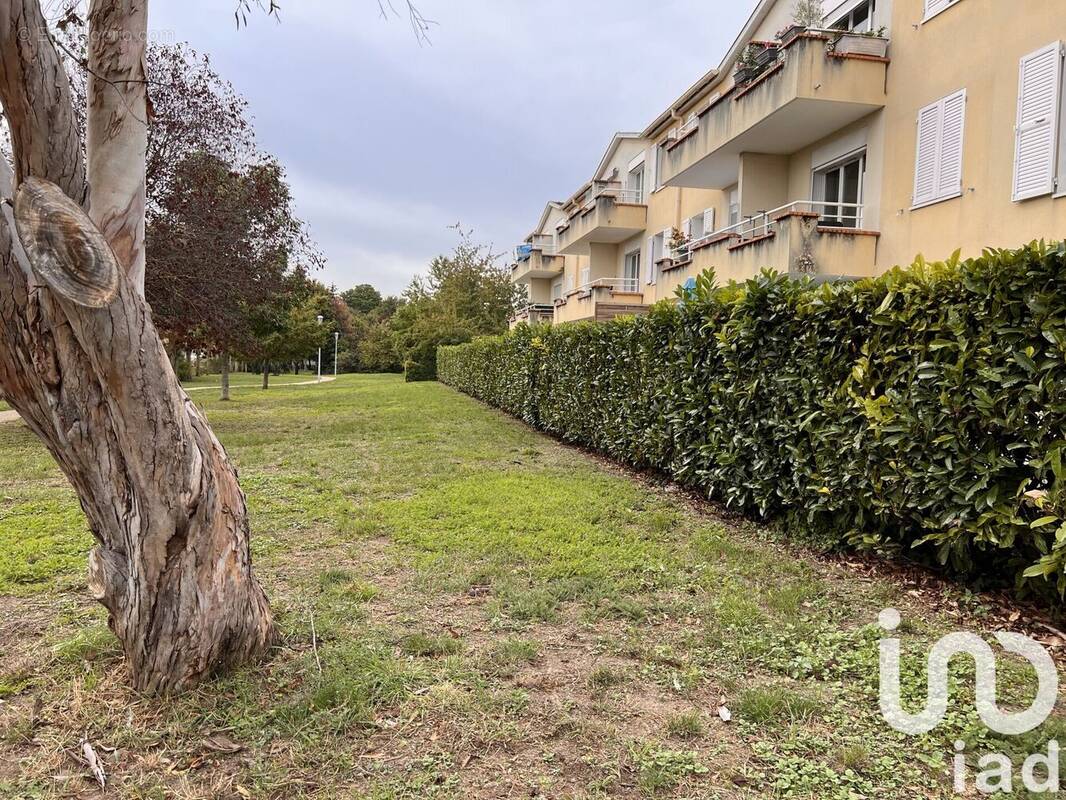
[183,375,337,393]
[0,376,338,424]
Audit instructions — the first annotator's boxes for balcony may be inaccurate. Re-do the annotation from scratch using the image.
[664,33,889,189]
[511,237,564,284]
[557,181,648,256]
[510,302,555,328]
[677,200,878,284]
[553,278,648,324]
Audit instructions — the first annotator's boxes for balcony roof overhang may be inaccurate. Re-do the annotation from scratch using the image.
[666,96,883,189]
[558,220,646,256]
[512,254,564,283]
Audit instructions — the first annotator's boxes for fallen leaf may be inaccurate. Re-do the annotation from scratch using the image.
[203,735,244,754]
[79,737,106,788]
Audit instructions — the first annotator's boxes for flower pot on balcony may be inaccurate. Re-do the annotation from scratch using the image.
[733,65,755,86]
[777,23,807,45]
[752,44,780,69]
[833,32,889,57]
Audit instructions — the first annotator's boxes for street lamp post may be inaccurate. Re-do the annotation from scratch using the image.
[334,331,340,377]
[316,315,324,383]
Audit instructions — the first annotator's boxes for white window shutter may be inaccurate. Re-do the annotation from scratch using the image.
[703,207,716,233]
[644,236,655,284]
[913,101,941,206]
[681,218,692,238]
[1013,43,1063,201]
[937,89,966,200]
[923,0,953,19]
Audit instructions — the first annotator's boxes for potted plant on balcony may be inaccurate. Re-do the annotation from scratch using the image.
[830,25,889,58]
[752,42,781,70]
[733,44,758,86]
[668,227,692,264]
[777,0,823,45]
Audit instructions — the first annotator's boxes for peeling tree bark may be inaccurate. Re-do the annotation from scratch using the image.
[0,0,274,693]
[87,0,148,294]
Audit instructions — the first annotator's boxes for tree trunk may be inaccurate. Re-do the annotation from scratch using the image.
[220,351,231,401]
[86,0,148,295]
[0,0,273,694]
[262,364,270,390]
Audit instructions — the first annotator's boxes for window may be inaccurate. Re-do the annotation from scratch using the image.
[654,144,667,190]
[912,89,966,208]
[551,280,562,302]
[623,249,641,292]
[627,164,645,204]
[814,151,865,227]
[579,265,590,287]
[830,0,873,32]
[727,187,740,227]
[644,231,666,285]
[923,0,961,22]
[1013,42,1064,201]
[688,213,705,240]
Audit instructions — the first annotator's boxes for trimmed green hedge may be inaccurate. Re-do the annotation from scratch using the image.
[439,243,1066,597]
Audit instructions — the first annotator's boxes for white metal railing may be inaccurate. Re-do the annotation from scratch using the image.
[685,200,865,248]
[573,277,640,295]
[590,180,645,206]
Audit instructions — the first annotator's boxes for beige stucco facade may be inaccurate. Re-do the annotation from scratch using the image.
[512,0,1066,325]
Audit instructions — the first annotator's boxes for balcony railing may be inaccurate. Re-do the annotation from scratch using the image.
[690,200,865,247]
[512,302,555,323]
[572,277,641,295]
[590,180,644,206]
[514,242,558,262]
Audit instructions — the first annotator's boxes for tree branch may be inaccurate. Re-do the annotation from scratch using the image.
[0,0,88,205]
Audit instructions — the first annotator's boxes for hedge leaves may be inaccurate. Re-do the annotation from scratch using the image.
[438,243,1066,598]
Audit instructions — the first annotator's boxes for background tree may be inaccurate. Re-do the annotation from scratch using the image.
[146,151,318,399]
[243,274,333,388]
[391,230,521,380]
[342,283,383,315]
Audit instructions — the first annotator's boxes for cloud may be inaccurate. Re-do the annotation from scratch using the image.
[147,1,759,294]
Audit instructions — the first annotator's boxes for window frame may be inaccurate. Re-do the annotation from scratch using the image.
[829,0,874,32]
[812,149,867,227]
[623,249,641,292]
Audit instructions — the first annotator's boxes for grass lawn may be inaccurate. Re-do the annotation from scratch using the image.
[0,374,1062,798]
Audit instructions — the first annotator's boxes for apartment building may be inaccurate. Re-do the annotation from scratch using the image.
[511,0,1066,325]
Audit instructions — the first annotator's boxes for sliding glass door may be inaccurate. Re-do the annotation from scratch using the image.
[814,152,865,228]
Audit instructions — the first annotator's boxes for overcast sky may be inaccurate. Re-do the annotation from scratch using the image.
[149,1,756,295]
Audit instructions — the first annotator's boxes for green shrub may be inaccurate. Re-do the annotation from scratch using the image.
[438,243,1066,598]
